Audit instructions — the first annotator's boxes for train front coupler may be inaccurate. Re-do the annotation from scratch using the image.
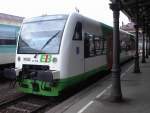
[17,65,58,91]
[18,69,54,83]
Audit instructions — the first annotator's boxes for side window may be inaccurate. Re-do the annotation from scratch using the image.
[120,40,126,52]
[120,38,132,52]
[99,37,107,55]
[84,32,107,58]
[94,36,101,55]
[73,22,82,40]
[84,33,90,58]
[84,33,95,58]
[89,35,95,56]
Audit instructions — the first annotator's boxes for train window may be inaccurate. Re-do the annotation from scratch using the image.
[73,22,82,40]
[94,36,101,55]
[99,37,106,55]
[0,39,16,45]
[84,33,95,58]
[89,36,95,56]
[84,33,90,58]
[120,39,132,52]
[120,40,126,52]
[84,32,107,58]
[103,40,107,54]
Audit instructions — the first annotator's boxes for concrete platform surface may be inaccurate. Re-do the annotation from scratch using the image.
[46,59,150,113]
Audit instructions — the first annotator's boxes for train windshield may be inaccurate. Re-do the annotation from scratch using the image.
[18,18,67,54]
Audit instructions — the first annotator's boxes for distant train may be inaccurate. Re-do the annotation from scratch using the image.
[13,12,135,96]
[0,24,20,77]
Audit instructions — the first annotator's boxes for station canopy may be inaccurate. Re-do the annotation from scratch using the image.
[120,0,150,29]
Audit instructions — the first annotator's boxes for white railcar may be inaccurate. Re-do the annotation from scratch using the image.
[13,12,135,96]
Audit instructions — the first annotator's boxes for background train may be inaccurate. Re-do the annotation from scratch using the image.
[13,12,135,96]
[0,13,23,79]
[0,24,20,78]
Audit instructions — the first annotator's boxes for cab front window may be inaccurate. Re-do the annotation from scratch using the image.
[18,17,67,54]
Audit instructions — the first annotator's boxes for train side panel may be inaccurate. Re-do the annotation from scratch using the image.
[0,24,20,78]
[57,13,108,94]
[0,24,19,65]
[59,13,84,80]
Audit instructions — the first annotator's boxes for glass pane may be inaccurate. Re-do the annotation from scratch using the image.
[18,19,67,54]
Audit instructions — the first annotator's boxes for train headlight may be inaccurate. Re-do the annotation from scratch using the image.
[52,57,57,63]
[18,56,21,62]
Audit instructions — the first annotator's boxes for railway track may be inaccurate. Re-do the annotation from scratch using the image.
[0,94,56,113]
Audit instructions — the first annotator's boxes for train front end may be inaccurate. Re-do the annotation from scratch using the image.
[15,15,68,96]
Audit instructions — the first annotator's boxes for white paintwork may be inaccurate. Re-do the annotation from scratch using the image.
[16,12,134,80]
[15,54,59,70]
[84,55,106,72]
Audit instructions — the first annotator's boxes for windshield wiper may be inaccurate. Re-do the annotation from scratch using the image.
[19,36,30,47]
[40,31,60,50]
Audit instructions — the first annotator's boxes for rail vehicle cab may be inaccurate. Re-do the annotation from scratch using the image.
[14,14,70,95]
[16,15,68,73]
[14,12,86,96]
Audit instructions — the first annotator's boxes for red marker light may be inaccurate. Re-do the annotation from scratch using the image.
[45,54,49,62]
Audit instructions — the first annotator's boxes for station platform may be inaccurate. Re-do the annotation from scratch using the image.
[47,58,150,113]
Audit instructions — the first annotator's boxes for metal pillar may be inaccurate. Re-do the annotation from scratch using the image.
[141,29,146,63]
[148,33,150,55]
[110,0,122,102]
[133,0,140,73]
[146,33,149,58]
[134,24,140,73]
[149,36,150,55]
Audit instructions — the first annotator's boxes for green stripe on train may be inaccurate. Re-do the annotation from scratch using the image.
[17,65,108,96]
[0,45,16,53]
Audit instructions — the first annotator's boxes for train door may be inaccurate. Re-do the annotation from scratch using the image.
[71,22,84,75]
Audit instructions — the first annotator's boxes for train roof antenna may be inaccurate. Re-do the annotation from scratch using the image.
[75,7,80,13]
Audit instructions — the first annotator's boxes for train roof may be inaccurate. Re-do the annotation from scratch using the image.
[23,14,68,23]
[0,13,24,22]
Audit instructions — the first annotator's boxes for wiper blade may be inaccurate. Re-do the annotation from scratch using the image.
[19,36,30,47]
[41,31,60,50]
